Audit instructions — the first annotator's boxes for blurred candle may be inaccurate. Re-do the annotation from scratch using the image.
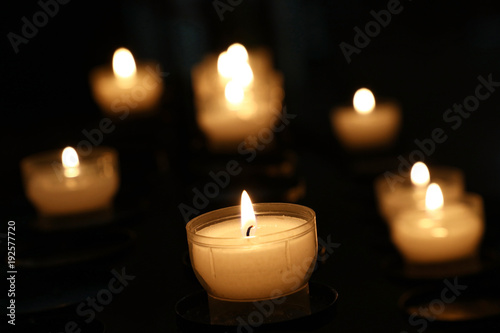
[390,184,484,264]
[374,162,465,223]
[330,88,401,150]
[192,44,284,152]
[89,47,163,116]
[21,147,120,216]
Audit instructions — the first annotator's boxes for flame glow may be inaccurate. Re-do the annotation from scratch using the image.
[241,190,256,237]
[112,48,137,80]
[227,43,249,63]
[218,43,253,89]
[411,162,430,187]
[425,183,444,211]
[62,146,80,178]
[225,81,245,105]
[353,88,376,114]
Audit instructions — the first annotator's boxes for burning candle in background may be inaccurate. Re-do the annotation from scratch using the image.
[330,88,401,151]
[21,146,120,217]
[89,47,164,117]
[191,43,284,152]
[374,162,465,223]
[390,183,484,264]
[186,190,317,324]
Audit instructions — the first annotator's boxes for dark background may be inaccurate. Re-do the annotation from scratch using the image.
[2,0,500,332]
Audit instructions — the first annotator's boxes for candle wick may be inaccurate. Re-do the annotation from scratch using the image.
[246,225,254,237]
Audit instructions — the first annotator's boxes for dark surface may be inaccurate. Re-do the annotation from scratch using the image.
[2,0,500,332]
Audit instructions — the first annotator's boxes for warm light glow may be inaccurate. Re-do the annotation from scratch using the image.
[62,146,80,178]
[418,218,435,229]
[217,43,253,87]
[353,88,376,114]
[431,227,449,238]
[225,81,245,105]
[232,62,254,87]
[227,43,249,63]
[217,51,232,78]
[425,183,444,211]
[411,162,430,187]
[112,48,137,79]
[241,190,256,237]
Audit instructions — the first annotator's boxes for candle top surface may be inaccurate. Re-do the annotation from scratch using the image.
[197,215,305,238]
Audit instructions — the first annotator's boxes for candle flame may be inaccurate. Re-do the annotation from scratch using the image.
[225,80,245,105]
[241,190,256,237]
[113,48,137,80]
[217,43,253,87]
[411,162,430,187]
[227,43,249,63]
[353,88,375,114]
[425,183,443,211]
[62,146,80,178]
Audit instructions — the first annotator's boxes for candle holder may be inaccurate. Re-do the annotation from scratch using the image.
[191,46,285,153]
[185,203,318,325]
[374,165,465,223]
[21,147,120,220]
[330,96,401,152]
[389,193,484,265]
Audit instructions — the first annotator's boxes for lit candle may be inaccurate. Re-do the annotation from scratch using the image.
[390,183,484,264]
[186,191,317,301]
[330,88,401,150]
[89,47,163,116]
[192,44,284,152]
[374,162,465,223]
[21,146,120,216]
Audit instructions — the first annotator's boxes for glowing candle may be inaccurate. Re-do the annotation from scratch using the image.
[89,47,163,116]
[374,162,465,223]
[186,191,317,301]
[192,44,284,152]
[330,88,401,150]
[390,184,484,263]
[21,147,119,216]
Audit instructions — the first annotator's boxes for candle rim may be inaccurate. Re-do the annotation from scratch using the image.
[186,202,316,245]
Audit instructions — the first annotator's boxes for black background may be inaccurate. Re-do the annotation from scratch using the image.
[2,1,500,332]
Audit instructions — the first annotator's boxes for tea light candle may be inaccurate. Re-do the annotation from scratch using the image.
[374,162,465,223]
[390,184,484,264]
[186,191,317,301]
[89,48,163,116]
[330,88,401,150]
[192,44,284,152]
[21,147,120,216]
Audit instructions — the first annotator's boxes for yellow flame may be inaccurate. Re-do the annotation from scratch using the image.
[217,51,232,78]
[425,183,444,211]
[227,43,249,63]
[241,190,256,237]
[62,146,80,178]
[217,43,253,87]
[232,62,254,87]
[112,48,137,79]
[353,88,375,114]
[225,81,245,105]
[411,162,430,187]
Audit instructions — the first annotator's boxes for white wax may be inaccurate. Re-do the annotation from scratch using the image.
[391,203,484,263]
[189,216,317,301]
[331,102,401,150]
[89,62,163,116]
